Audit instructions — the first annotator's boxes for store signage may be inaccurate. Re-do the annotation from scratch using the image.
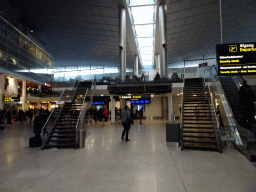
[41,101,50,103]
[45,83,51,87]
[131,100,150,104]
[216,42,256,75]
[4,95,20,102]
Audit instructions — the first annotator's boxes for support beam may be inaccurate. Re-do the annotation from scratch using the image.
[120,8,126,81]
[168,93,173,123]
[135,55,139,76]
[111,95,115,124]
[22,80,26,111]
[159,5,167,78]
[0,74,4,110]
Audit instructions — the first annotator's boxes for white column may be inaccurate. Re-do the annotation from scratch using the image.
[110,95,115,124]
[120,8,126,81]
[135,56,139,76]
[0,74,4,110]
[168,93,173,123]
[22,80,26,111]
[38,84,41,94]
[159,5,167,78]
[120,98,126,110]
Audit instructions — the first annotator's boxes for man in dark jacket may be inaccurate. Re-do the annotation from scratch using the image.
[239,80,256,125]
[121,106,131,141]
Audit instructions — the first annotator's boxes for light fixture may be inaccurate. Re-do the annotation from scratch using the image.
[151,95,153,97]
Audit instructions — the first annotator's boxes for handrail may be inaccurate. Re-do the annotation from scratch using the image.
[41,103,65,150]
[180,68,185,150]
[202,76,222,153]
[41,88,66,134]
[213,76,243,146]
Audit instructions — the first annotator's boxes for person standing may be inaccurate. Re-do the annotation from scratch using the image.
[121,106,131,141]
[239,80,256,125]
[6,110,12,124]
[139,107,143,124]
[103,108,109,122]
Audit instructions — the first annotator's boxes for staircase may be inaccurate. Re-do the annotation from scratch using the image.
[181,78,220,151]
[41,81,93,149]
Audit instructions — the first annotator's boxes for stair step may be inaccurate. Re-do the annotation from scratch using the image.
[183,124,213,128]
[183,120,213,124]
[50,135,76,137]
[54,130,76,133]
[183,132,215,137]
[183,116,212,120]
[48,139,76,142]
[183,142,218,149]
[45,143,76,148]
[183,137,216,142]
[183,128,214,133]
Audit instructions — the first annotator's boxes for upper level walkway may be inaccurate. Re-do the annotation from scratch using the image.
[0,119,256,192]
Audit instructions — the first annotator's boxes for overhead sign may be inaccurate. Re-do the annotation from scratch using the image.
[216,43,256,75]
[4,95,20,102]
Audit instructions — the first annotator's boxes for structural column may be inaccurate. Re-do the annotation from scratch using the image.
[120,98,126,110]
[155,54,160,74]
[0,74,4,110]
[120,8,126,81]
[134,55,139,76]
[22,80,26,111]
[168,93,173,123]
[38,84,41,95]
[159,5,167,78]
[110,95,115,124]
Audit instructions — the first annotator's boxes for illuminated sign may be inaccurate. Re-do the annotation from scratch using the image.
[131,99,150,104]
[4,95,20,102]
[119,95,142,99]
[216,42,256,75]
[92,102,105,105]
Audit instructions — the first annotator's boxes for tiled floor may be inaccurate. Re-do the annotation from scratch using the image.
[0,119,256,192]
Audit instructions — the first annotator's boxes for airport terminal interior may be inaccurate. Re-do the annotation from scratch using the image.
[1,0,256,191]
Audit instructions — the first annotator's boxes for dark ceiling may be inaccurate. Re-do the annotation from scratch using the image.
[2,0,256,69]
[166,0,256,67]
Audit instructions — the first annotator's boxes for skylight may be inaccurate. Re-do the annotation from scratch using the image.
[127,0,156,66]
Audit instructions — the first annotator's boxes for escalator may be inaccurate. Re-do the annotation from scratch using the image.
[218,76,256,161]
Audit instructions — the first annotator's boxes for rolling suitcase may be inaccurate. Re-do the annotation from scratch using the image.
[29,137,42,147]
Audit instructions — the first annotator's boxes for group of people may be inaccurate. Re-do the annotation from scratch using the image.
[0,108,49,125]
[88,108,109,123]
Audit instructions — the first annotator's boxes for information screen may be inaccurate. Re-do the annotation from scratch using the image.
[216,42,256,75]
[4,95,20,102]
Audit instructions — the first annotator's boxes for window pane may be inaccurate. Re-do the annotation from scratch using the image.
[130,6,154,24]
[129,0,155,6]
[139,47,153,54]
[137,37,154,47]
[141,60,153,65]
[134,24,154,37]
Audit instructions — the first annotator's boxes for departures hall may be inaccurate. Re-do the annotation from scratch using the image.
[0,0,256,191]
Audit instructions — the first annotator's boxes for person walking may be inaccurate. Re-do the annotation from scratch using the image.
[133,106,137,119]
[121,106,131,141]
[139,107,143,124]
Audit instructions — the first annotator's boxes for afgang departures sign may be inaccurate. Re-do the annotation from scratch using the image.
[216,43,256,75]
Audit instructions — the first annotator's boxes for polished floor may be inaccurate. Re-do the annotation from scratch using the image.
[0,119,256,192]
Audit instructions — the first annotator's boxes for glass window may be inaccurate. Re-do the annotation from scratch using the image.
[0,26,7,37]
[130,6,154,24]
[8,32,19,44]
[129,0,155,6]
[0,50,7,61]
[7,55,18,65]
[36,47,42,59]
[137,37,154,47]
[28,40,36,56]
[19,34,28,50]
[134,24,154,37]
[8,25,18,37]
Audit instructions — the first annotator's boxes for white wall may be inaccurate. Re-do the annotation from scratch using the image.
[172,95,182,119]
[144,96,162,118]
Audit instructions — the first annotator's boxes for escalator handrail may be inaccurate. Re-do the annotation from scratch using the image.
[180,76,185,150]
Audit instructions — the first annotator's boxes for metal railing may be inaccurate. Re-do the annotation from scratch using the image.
[180,73,185,150]
[75,80,97,148]
[202,76,222,153]
[207,66,243,147]
[41,81,79,150]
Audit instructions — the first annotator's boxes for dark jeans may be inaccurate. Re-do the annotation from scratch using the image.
[122,122,130,140]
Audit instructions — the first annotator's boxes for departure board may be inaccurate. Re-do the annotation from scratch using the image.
[4,95,20,102]
[216,42,256,75]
